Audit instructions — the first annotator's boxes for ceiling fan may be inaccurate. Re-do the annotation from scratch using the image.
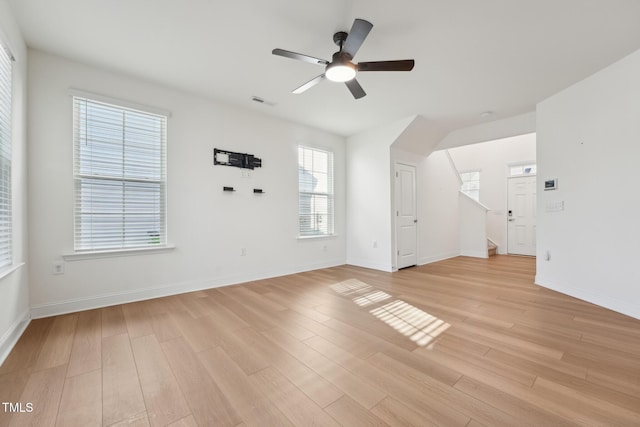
[272,18,415,99]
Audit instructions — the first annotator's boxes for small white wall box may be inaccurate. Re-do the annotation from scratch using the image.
[544,178,558,191]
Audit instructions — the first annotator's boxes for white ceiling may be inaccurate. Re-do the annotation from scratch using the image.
[9,0,640,137]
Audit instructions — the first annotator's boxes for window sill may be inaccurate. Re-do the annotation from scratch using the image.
[297,234,339,241]
[0,262,26,281]
[63,245,176,261]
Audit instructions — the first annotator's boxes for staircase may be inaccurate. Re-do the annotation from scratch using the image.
[487,240,497,257]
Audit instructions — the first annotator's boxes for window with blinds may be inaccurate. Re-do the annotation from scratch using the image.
[73,96,167,251]
[298,146,334,237]
[0,44,12,268]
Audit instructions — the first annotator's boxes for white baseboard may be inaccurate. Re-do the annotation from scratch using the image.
[31,258,345,319]
[418,251,460,265]
[345,257,393,273]
[0,309,31,366]
[460,249,488,259]
[535,275,640,320]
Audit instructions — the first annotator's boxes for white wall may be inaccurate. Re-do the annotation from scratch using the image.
[459,193,488,258]
[537,48,640,320]
[438,112,536,150]
[415,150,461,264]
[0,0,29,364]
[346,117,412,271]
[448,133,536,253]
[27,50,346,317]
[391,148,462,266]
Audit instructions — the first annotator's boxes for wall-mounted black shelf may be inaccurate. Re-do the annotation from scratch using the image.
[253,188,264,194]
[223,186,235,192]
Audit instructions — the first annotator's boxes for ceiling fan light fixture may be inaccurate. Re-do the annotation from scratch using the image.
[272,18,414,98]
[325,62,356,82]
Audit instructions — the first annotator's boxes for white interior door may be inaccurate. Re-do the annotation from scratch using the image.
[507,175,536,256]
[396,163,417,269]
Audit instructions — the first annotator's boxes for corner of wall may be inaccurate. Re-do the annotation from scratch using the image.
[437,112,536,150]
[536,47,640,321]
[0,0,31,367]
[346,117,416,271]
[0,308,30,366]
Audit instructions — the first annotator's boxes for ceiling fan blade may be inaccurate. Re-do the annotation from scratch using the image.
[358,60,415,72]
[293,74,326,94]
[345,78,366,99]
[342,19,373,59]
[272,48,329,66]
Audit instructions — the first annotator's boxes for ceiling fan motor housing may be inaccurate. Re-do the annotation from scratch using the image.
[333,31,349,47]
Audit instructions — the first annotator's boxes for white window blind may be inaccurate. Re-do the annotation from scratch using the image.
[0,44,13,269]
[298,146,333,236]
[73,96,167,251]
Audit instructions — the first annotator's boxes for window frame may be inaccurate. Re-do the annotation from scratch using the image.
[71,92,169,254]
[508,162,537,177]
[297,145,335,238]
[0,41,14,271]
[460,169,481,202]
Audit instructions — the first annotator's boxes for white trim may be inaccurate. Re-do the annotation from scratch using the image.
[0,29,16,62]
[68,88,172,117]
[460,249,489,259]
[507,160,537,178]
[506,160,537,167]
[30,258,345,318]
[63,245,176,261]
[0,262,25,281]
[418,252,460,266]
[445,150,463,186]
[346,258,393,273]
[507,174,537,179]
[0,41,14,62]
[535,275,640,320]
[459,191,491,211]
[297,145,335,238]
[297,234,339,241]
[0,309,30,366]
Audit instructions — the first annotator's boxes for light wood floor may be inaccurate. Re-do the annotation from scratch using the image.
[2,256,640,426]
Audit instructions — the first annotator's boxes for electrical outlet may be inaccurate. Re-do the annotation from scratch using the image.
[322,245,327,252]
[373,240,378,248]
[53,261,65,275]
[241,247,247,256]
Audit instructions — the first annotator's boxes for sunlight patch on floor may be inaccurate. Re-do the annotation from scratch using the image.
[370,300,450,346]
[330,279,450,346]
[353,290,393,307]
[329,278,372,295]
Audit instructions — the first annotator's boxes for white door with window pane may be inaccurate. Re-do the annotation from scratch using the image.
[507,175,536,256]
